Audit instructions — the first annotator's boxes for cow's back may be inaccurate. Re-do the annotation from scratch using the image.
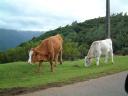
[48,34,63,54]
[33,34,63,60]
[88,39,112,56]
[100,39,112,52]
[92,39,112,56]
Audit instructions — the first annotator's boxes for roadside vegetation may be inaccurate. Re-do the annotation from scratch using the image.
[0,56,127,89]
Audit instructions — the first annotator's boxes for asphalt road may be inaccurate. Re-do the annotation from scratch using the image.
[18,71,128,96]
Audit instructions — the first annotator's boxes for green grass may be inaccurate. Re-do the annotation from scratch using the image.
[0,56,128,89]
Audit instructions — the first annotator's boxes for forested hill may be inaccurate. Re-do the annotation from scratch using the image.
[0,13,128,63]
[0,29,43,51]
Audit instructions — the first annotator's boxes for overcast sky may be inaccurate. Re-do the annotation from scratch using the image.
[0,0,128,31]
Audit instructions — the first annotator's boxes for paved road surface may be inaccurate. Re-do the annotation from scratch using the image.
[18,71,128,96]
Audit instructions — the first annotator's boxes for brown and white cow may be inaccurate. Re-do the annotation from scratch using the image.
[28,34,63,72]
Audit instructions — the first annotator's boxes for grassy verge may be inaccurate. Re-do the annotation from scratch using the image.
[0,56,128,95]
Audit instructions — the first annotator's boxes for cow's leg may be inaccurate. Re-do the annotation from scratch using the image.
[105,52,108,64]
[95,51,101,66]
[96,52,101,66]
[49,50,55,72]
[96,56,100,66]
[59,50,63,64]
[55,53,59,67]
[37,62,42,73]
[50,60,54,72]
[110,50,114,64]
[50,53,54,72]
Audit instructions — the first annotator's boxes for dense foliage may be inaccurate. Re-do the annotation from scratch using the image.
[0,13,128,63]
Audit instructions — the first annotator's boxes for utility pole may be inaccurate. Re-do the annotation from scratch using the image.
[106,0,110,38]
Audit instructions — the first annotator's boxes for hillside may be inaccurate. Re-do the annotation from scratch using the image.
[0,29,43,51]
[20,13,128,55]
[0,13,128,63]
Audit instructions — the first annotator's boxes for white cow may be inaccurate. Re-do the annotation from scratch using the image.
[85,38,114,67]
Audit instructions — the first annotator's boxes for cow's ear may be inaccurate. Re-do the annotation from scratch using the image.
[31,48,34,51]
[32,48,39,55]
[31,48,36,52]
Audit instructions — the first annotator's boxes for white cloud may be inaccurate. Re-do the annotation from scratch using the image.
[0,0,128,31]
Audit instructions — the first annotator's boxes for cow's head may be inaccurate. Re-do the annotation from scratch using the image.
[28,48,42,64]
[84,56,92,67]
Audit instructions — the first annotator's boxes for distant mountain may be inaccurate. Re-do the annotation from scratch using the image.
[0,28,43,51]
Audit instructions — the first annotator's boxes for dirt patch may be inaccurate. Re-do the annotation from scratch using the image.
[0,82,72,96]
[0,88,27,96]
[0,71,123,96]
